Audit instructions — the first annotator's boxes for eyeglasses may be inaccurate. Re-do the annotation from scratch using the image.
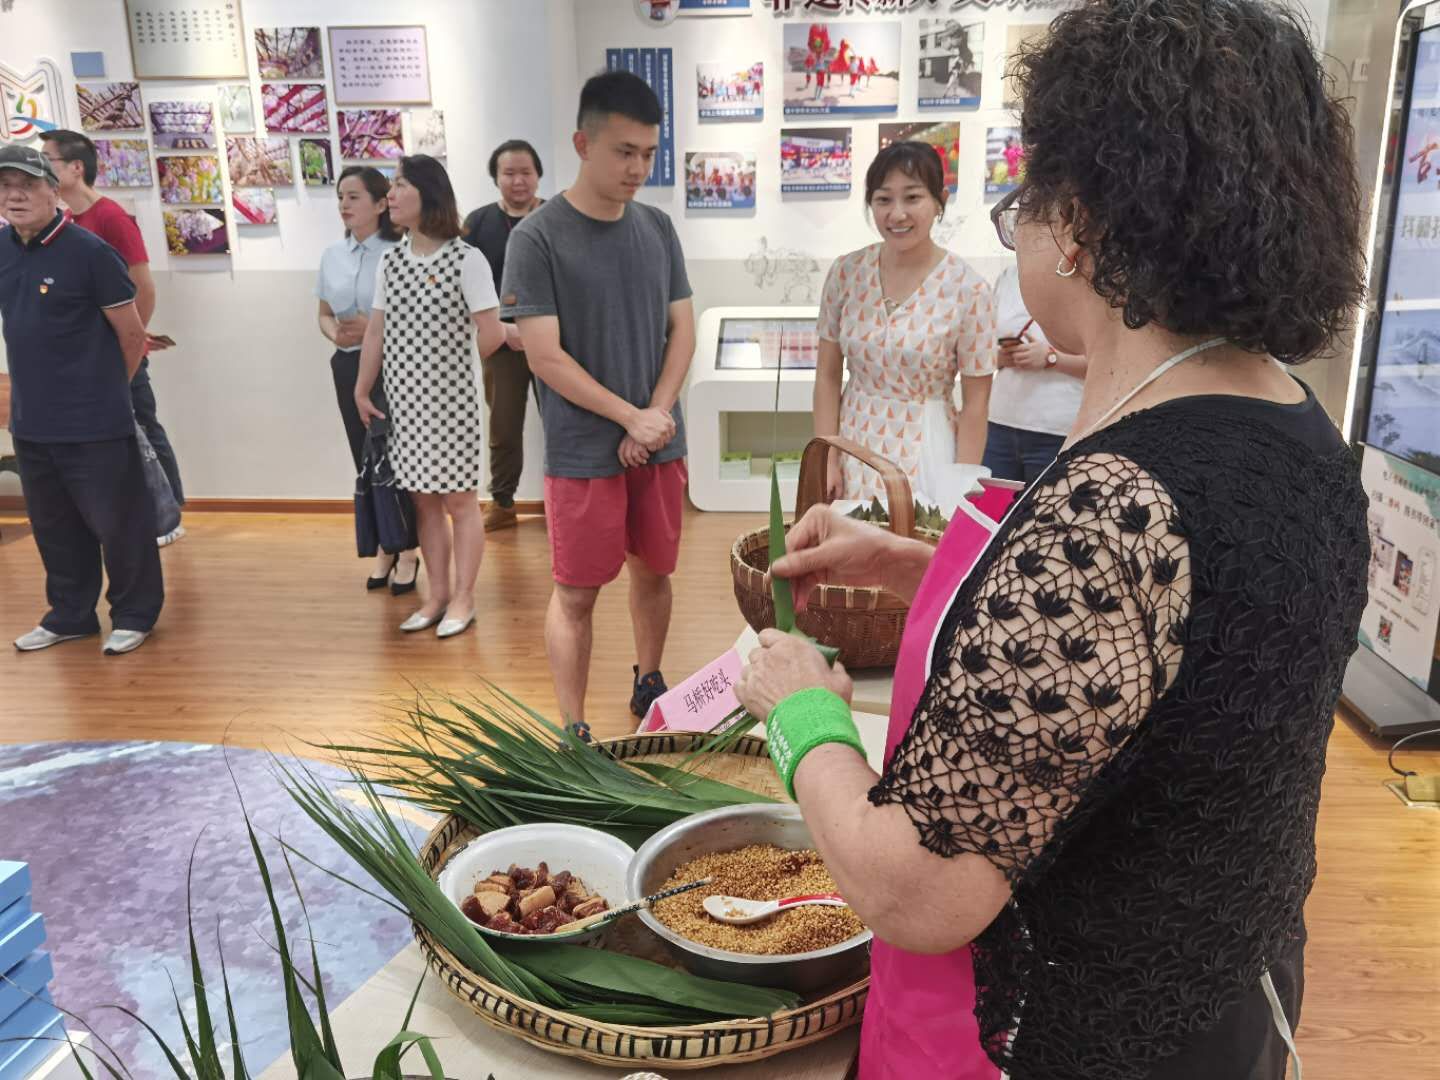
[990,185,1023,251]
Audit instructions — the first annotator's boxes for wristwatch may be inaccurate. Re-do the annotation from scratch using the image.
[1044,349,1059,367]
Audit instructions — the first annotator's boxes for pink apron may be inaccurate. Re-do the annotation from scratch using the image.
[857,480,1019,1080]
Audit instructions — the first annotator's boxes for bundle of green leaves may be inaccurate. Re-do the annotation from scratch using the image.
[278,759,801,1026]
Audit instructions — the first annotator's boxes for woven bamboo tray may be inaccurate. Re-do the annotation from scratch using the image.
[413,731,869,1070]
[732,435,925,669]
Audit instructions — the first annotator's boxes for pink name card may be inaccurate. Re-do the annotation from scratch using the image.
[638,648,744,734]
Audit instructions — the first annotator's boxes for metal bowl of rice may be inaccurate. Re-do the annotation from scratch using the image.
[627,803,872,992]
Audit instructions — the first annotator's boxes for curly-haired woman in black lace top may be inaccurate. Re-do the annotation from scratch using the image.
[736,2,1372,1078]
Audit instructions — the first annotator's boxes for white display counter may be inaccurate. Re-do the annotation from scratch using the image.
[687,305,824,513]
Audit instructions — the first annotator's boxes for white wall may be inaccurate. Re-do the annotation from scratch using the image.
[0,0,1346,501]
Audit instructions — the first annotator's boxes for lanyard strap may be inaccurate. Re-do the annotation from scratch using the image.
[1077,337,1229,442]
[1261,968,1303,1080]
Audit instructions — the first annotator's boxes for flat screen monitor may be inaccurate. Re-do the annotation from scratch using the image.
[1360,10,1440,473]
[715,317,819,370]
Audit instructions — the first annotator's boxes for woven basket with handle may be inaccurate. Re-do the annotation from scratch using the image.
[413,731,869,1070]
[731,435,925,670]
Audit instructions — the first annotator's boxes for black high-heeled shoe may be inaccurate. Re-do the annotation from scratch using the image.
[366,553,398,591]
[391,555,420,596]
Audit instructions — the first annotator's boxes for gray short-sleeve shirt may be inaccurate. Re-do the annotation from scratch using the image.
[501,194,692,479]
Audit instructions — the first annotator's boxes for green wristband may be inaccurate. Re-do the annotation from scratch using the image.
[765,688,865,801]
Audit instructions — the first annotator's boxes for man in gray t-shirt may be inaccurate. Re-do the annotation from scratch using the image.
[501,71,696,727]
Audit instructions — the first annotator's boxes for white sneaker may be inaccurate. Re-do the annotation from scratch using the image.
[14,627,88,652]
[103,629,150,655]
[157,524,186,547]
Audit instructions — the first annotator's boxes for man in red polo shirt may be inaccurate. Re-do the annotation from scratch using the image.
[41,129,184,546]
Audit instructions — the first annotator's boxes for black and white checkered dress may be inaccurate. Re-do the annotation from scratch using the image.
[379,238,482,493]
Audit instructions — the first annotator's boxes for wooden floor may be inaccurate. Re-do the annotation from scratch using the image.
[2,508,1437,1073]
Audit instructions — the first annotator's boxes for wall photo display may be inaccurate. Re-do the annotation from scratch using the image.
[411,108,447,158]
[1003,24,1049,108]
[338,109,404,160]
[329,26,431,106]
[686,151,757,210]
[233,187,278,226]
[227,136,293,188]
[94,138,152,187]
[300,138,334,185]
[262,83,328,134]
[880,121,959,193]
[781,127,852,193]
[149,100,215,150]
[77,82,142,132]
[217,85,254,133]
[985,126,1025,199]
[916,19,982,109]
[164,207,229,255]
[783,21,899,117]
[697,62,764,120]
[605,48,676,187]
[125,0,247,80]
[156,154,222,205]
[255,27,325,80]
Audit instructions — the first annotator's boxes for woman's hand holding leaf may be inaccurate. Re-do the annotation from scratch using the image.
[737,628,853,721]
[770,504,932,608]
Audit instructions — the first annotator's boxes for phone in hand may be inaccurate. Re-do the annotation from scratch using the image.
[998,318,1036,350]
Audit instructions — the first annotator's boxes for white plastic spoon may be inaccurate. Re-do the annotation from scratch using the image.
[703,892,848,925]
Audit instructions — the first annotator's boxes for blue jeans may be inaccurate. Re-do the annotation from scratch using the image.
[981,422,1066,484]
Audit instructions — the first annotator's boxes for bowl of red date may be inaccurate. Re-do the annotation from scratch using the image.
[436,822,635,944]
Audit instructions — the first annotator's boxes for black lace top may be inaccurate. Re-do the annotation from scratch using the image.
[869,390,1370,1079]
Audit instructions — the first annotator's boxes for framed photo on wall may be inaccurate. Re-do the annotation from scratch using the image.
[124,0,248,80]
[329,26,432,106]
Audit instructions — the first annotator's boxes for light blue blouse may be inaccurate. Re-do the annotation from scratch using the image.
[314,231,398,353]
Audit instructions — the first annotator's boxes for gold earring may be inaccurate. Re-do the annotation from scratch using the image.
[1056,256,1078,278]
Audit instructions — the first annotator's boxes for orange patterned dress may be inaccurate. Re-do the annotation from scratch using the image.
[817,244,996,505]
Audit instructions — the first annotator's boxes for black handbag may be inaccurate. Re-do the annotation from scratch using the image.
[354,418,418,557]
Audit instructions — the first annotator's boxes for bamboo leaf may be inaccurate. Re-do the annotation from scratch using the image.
[502,942,798,1019]
[369,972,428,1080]
[215,927,252,1080]
[108,1006,200,1079]
[183,835,222,1079]
[166,970,210,1078]
[769,464,796,633]
[280,842,343,1075]
[625,763,774,805]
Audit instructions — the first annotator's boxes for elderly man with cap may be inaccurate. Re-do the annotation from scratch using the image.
[0,143,160,655]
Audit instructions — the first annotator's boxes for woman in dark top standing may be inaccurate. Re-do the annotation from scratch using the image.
[736,2,1371,1078]
[462,139,542,532]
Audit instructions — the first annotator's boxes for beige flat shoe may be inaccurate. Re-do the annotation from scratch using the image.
[400,611,443,633]
[436,612,476,639]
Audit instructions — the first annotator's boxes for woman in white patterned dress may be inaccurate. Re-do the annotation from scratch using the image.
[356,155,510,639]
[815,142,995,511]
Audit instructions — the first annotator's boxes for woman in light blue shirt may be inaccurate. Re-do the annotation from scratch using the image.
[315,165,418,592]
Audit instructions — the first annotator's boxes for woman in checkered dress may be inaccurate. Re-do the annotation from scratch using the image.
[355,155,511,639]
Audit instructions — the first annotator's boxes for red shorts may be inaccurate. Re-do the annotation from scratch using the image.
[544,459,688,588]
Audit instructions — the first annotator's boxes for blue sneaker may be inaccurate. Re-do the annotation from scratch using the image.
[629,665,668,719]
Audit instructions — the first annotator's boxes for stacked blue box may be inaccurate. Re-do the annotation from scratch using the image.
[0,862,64,1080]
